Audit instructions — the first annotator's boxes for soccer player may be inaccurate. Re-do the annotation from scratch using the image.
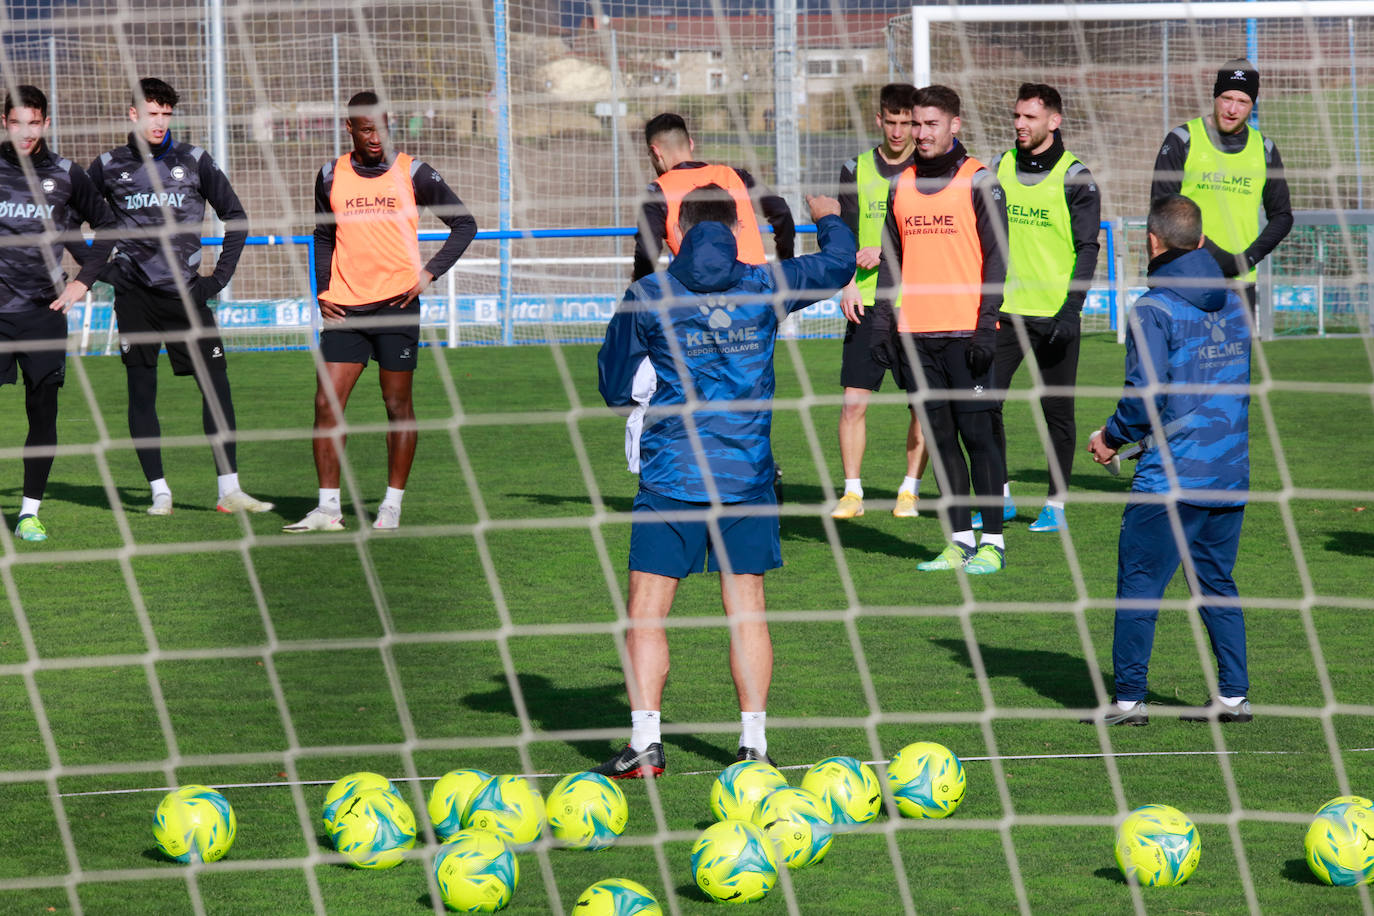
[631,112,794,281]
[830,82,929,521]
[871,85,1009,575]
[987,83,1101,534]
[1151,59,1292,324]
[284,91,477,532]
[1,85,117,542]
[594,186,855,777]
[89,77,270,516]
[1086,195,1252,726]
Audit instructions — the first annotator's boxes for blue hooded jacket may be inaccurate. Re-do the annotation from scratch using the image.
[598,214,856,503]
[1103,247,1250,505]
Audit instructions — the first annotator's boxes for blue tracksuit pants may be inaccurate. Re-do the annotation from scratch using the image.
[1113,501,1248,702]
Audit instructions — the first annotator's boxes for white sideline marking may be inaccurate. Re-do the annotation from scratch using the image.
[55,747,1374,797]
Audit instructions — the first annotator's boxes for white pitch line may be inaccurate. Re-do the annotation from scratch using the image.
[55,747,1374,798]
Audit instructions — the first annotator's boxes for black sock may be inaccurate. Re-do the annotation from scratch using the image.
[22,383,59,501]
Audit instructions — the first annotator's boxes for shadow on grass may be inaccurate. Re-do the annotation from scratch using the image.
[1281,857,1327,885]
[461,671,735,770]
[505,491,634,514]
[676,881,717,904]
[7,481,151,513]
[1325,529,1374,558]
[930,639,1184,709]
[782,515,921,562]
[1092,865,1126,884]
[1012,465,1132,495]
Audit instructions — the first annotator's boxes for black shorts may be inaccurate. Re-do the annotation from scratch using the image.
[839,308,892,391]
[898,334,997,415]
[0,306,67,389]
[319,300,420,372]
[114,282,226,376]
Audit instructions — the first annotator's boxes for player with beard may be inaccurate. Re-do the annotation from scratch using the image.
[1151,59,1292,326]
[872,85,1010,575]
[986,83,1101,534]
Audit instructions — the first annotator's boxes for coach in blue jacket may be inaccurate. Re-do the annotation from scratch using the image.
[1087,194,1252,727]
[594,185,856,777]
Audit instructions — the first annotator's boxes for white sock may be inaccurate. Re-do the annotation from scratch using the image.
[953,530,976,549]
[319,488,341,513]
[20,497,41,518]
[1047,499,1065,511]
[843,478,862,498]
[1219,695,1247,705]
[150,478,171,498]
[1002,482,1012,498]
[381,486,405,509]
[1116,699,1141,711]
[740,711,767,754]
[630,709,661,751]
[899,476,919,496]
[217,472,239,499]
[980,533,1005,550]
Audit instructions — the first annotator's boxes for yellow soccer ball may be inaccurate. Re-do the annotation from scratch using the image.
[886,741,966,819]
[153,785,236,863]
[800,756,882,831]
[1115,804,1201,886]
[709,760,788,822]
[572,877,662,915]
[433,828,519,912]
[462,775,546,849]
[429,768,492,842]
[328,788,417,869]
[1305,795,1374,886]
[752,786,834,868]
[546,770,628,850]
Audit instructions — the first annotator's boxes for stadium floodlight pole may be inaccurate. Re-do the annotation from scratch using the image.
[910,1,1365,85]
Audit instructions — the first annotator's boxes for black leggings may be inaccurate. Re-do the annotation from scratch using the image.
[22,382,59,501]
[925,405,1006,536]
[126,363,238,481]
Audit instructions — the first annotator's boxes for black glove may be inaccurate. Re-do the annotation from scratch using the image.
[190,276,224,306]
[1043,306,1081,358]
[1203,238,1249,279]
[965,328,996,377]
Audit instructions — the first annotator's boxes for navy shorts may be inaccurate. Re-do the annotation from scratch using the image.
[320,299,421,372]
[0,306,67,389]
[628,488,782,578]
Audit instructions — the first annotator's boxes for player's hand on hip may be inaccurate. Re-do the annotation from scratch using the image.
[854,246,881,270]
[49,280,88,313]
[396,270,435,308]
[318,297,347,324]
[805,194,840,222]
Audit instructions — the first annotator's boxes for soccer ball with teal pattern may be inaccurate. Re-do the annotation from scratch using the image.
[886,742,966,819]
[751,786,834,869]
[462,775,546,849]
[1305,795,1374,886]
[429,768,492,842]
[709,760,788,822]
[153,785,236,863]
[1115,804,1202,886]
[433,828,519,912]
[328,788,417,869]
[545,770,628,850]
[321,771,394,834]
[572,877,663,915]
[690,819,779,904]
[800,756,882,831]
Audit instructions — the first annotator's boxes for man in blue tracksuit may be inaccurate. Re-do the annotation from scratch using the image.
[1087,194,1252,727]
[595,186,855,777]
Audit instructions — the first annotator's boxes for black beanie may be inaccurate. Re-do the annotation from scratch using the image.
[1214,59,1259,102]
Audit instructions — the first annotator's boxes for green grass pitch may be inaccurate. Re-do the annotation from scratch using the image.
[1,334,1371,914]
